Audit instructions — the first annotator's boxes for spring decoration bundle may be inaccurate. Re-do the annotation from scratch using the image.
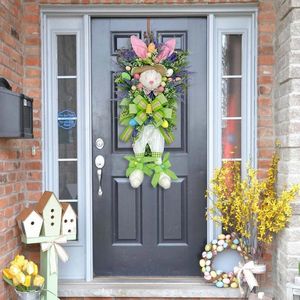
[202,148,300,294]
[2,255,44,293]
[115,35,188,189]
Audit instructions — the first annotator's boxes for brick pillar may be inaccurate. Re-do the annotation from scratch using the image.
[274,1,300,299]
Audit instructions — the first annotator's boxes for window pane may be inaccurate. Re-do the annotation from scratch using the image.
[222,34,242,75]
[58,79,77,111]
[59,161,78,199]
[57,35,77,76]
[222,120,241,159]
[59,127,77,158]
[221,78,241,118]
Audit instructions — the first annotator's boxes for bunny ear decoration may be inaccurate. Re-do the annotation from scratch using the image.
[156,39,176,62]
[130,36,148,59]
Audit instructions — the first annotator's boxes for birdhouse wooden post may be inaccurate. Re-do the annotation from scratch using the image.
[17,208,43,238]
[61,203,77,236]
[36,191,62,237]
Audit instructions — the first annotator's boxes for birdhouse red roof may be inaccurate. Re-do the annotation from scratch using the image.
[16,207,38,222]
[36,191,61,213]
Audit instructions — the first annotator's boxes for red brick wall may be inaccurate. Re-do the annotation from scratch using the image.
[0,0,275,299]
[0,0,25,299]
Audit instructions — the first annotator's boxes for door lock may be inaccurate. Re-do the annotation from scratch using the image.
[95,138,104,150]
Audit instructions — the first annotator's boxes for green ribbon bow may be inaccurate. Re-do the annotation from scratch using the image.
[119,94,173,143]
[129,94,172,127]
[125,155,157,177]
[147,153,178,188]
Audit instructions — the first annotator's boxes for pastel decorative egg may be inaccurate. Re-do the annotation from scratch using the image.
[205,244,211,252]
[231,244,237,250]
[204,275,212,281]
[233,238,239,245]
[147,42,156,53]
[212,250,217,255]
[206,252,212,259]
[210,271,217,278]
[225,234,231,240]
[223,284,229,288]
[218,234,226,240]
[121,72,131,80]
[134,73,140,80]
[212,245,217,250]
[223,242,228,248]
[231,282,238,288]
[125,66,131,71]
[205,266,211,272]
[217,239,224,246]
[223,278,230,285]
[199,259,206,267]
[222,273,228,279]
[157,86,165,93]
[161,120,169,128]
[205,260,211,266]
[217,246,223,252]
[202,267,206,273]
[216,281,224,288]
[166,68,174,77]
[160,81,166,87]
[131,85,137,91]
[216,270,223,275]
[212,239,218,245]
[129,119,138,126]
[237,246,242,252]
[175,77,181,81]
[202,251,207,258]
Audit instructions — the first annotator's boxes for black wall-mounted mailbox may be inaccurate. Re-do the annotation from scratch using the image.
[0,78,33,138]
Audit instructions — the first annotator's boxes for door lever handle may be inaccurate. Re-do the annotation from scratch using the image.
[95,155,105,197]
[97,169,103,196]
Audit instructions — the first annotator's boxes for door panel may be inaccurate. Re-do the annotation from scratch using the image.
[92,17,207,276]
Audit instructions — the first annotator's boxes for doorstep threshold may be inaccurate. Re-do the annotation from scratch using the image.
[58,277,242,298]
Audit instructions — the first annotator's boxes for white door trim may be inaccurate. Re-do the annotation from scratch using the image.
[41,5,257,282]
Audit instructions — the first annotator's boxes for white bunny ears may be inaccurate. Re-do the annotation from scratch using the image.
[130,35,176,62]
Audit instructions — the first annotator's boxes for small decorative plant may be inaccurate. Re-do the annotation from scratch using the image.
[207,148,300,259]
[2,254,44,292]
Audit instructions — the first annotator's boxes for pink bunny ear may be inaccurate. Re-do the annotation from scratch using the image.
[130,36,148,59]
[156,39,176,62]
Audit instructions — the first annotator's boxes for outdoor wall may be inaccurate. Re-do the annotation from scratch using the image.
[0,0,26,299]
[274,1,300,299]
[0,0,276,299]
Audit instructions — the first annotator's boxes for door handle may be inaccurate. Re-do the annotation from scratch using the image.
[95,155,105,196]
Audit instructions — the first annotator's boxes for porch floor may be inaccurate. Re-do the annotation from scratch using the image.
[58,277,242,298]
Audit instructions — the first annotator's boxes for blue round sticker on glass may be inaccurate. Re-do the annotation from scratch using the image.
[58,110,77,130]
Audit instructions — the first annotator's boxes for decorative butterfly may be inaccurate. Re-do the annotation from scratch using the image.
[130,35,176,62]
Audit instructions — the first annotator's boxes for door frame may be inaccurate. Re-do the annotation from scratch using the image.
[41,5,258,282]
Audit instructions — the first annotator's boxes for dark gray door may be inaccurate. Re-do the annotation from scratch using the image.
[92,17,207,276]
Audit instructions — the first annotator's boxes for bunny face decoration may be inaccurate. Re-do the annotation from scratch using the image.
[115,35,188,189]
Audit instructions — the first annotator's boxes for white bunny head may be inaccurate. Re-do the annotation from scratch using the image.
[139,69,162,91]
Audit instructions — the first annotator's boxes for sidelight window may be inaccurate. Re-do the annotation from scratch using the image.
[56,35,79,219]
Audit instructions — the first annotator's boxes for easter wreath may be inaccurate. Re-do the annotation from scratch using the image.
[115,35,188,189]
[199,233,249,288]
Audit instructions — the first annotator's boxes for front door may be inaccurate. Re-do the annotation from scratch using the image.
[92,17,207,276]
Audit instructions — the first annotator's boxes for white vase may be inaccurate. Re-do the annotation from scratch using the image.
[15,290,41,300]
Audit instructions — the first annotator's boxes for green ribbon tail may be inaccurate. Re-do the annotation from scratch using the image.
[151,173,160,188]
[164,169,178,180]
[120,126,134,142]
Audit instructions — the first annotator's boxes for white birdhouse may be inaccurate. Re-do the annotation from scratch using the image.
[36,191,62,237]
[61,203,77,236]
[16,207,43,238]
